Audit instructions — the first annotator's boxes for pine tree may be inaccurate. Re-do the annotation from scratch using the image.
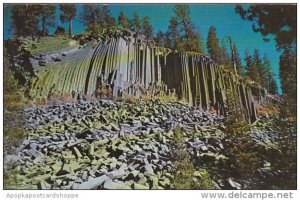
[245,49,259,83]
[236,5,296,117]
[219,40,231,68]
[118,11,129,29]
[165,17,180,50]
[187,26,203,53]
[130,12,141,33]
[80,5,115,34]
[279,47,296,117]
[224,89,250,138]
[207,26,221,61]
[245,50,278,93]
[206,26,231,66]
[280,47,296,97]
[11,5,40,37]
[154,30,165,47]
[232,43,245,75]
[38,5,56,36]
[100,5,115,28]
[269,79,278,95]
[174,4,191,48]
[140,16,153,39]
[223,89,260,189]
[235,5,296,50]
[60,4,77,36]
[262,54,277,94]
[173,4,203,52]
[80,5,101,33]
[252,49,264,85]
[244,49,253,68]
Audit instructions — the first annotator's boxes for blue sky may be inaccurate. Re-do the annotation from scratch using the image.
[3,4,282,93]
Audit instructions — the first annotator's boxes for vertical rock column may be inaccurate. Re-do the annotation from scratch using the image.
[162,52,263,122]
[30,36,165,100]
[30,35,264,122]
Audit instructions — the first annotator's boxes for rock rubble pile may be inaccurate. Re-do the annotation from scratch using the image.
[5,99,227,189]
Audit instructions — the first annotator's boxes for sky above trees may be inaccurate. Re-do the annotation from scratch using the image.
[3,4,282,93]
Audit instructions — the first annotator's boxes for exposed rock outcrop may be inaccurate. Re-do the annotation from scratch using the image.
[29,30,266,121]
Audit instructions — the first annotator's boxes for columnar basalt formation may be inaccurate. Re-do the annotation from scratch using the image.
[29,30,266,121]
[161,52,266,121]
[30,35,166,99]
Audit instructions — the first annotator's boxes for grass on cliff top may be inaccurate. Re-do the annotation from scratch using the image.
[22,35,78,55]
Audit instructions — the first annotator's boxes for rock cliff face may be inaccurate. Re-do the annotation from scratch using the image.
[162,52,266,121]
[29,31,266,121]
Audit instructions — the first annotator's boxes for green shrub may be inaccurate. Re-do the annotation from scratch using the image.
[4,48,26,147]
[4,169,21,189]
[4,127,26,148]
[55,26,66,35]
[223,89,261,189]
[171,128,214,189]
[223,89,251,138]
[271,118,296,189]
[3,48,26,189]
[173,127,185,143]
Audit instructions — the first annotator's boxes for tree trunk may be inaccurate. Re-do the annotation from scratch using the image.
[229,37,237,75]
[42,17,47,36]
[69,19,73,36]
[183,22,190,51]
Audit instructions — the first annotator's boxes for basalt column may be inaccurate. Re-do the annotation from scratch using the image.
[161,52,264,122]
[30,35,266,122]
[30,37,165,99]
